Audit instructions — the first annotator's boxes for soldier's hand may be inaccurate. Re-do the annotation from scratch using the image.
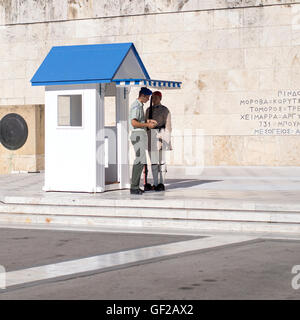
[147,122,155,129]
[147,119,157,129]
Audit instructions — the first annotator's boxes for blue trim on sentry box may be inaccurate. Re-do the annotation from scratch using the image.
[112,79,182,89]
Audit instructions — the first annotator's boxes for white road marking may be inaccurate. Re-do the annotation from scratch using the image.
[3,235,258,288]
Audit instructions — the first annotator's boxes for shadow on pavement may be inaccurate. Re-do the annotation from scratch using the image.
[165,179,222,190]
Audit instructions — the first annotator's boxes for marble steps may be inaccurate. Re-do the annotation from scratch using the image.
[0,196,300,234]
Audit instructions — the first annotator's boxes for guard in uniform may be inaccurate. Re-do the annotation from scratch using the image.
[144,91,172,191]
[129,87,157,195]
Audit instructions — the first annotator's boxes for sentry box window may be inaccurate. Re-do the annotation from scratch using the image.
[57,95,82,126]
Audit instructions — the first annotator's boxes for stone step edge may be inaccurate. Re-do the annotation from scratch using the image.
[1,213,300,234]
[1,203,300,224]
[2,196,300,213]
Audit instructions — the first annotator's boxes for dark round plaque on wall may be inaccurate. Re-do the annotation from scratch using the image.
[0,113,28,150]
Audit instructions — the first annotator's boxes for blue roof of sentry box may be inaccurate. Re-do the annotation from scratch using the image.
[31,42,150,86]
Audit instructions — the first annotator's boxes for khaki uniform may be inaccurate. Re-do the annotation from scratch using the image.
[129,99,148,189]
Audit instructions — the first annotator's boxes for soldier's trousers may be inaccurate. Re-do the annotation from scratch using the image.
[130,131,147,190]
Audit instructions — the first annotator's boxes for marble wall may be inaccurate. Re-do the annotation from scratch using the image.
[0,0,300,167]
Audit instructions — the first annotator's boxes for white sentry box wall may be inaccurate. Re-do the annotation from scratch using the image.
[43,83,130,193]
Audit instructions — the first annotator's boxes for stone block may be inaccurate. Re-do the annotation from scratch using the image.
[120,0,145,15]
[184,92,214,115]
[259,67,292,90]
[212,28,241,49]
[212,135,244,166]
[13,79,26,99]
[277,135,300,165]
[183,10,213,31]
[210,49,244,70]
[243,135,278,166]
[213,7,243,29]
[0,24,26,43]
[67,0,93,20]
[93,0,120,17]
[47,20,77,40]
[262,4,292,26]
[227,69,260,92]
[155,12,184,33]
[2,80,14,98]
[76,19,103,38]
[18,0,46,24]
[241,27,261,48]
[260,26,291,47]
[119,16,142,36]
[142,32,176,53]
[45,0,68,22]
[102,17,120,36]
[24,97,44,105]
[212,91,242,114]
[0,98,25,105]
[244,47,274,69]
[243,6,265,27]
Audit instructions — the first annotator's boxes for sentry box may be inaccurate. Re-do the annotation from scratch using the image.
[31,43,182,192]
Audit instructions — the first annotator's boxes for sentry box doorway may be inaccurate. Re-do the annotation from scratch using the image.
[31,43,181,192]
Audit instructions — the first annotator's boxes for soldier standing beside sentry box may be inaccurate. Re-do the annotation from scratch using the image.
[129,87,157,195]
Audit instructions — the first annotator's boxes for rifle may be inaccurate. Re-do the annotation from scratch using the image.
[143,95,153,189]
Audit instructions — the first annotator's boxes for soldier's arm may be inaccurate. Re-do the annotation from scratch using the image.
[130,106,151,128]
[131,119,155,129]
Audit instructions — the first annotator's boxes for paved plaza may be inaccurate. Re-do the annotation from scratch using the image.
[1,166,300,204]
[0,228,300,299]
[0,166,300,299]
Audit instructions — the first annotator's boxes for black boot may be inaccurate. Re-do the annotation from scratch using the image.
[130,188,144,195]
[144,183,154,191]
[154,183,165,192]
